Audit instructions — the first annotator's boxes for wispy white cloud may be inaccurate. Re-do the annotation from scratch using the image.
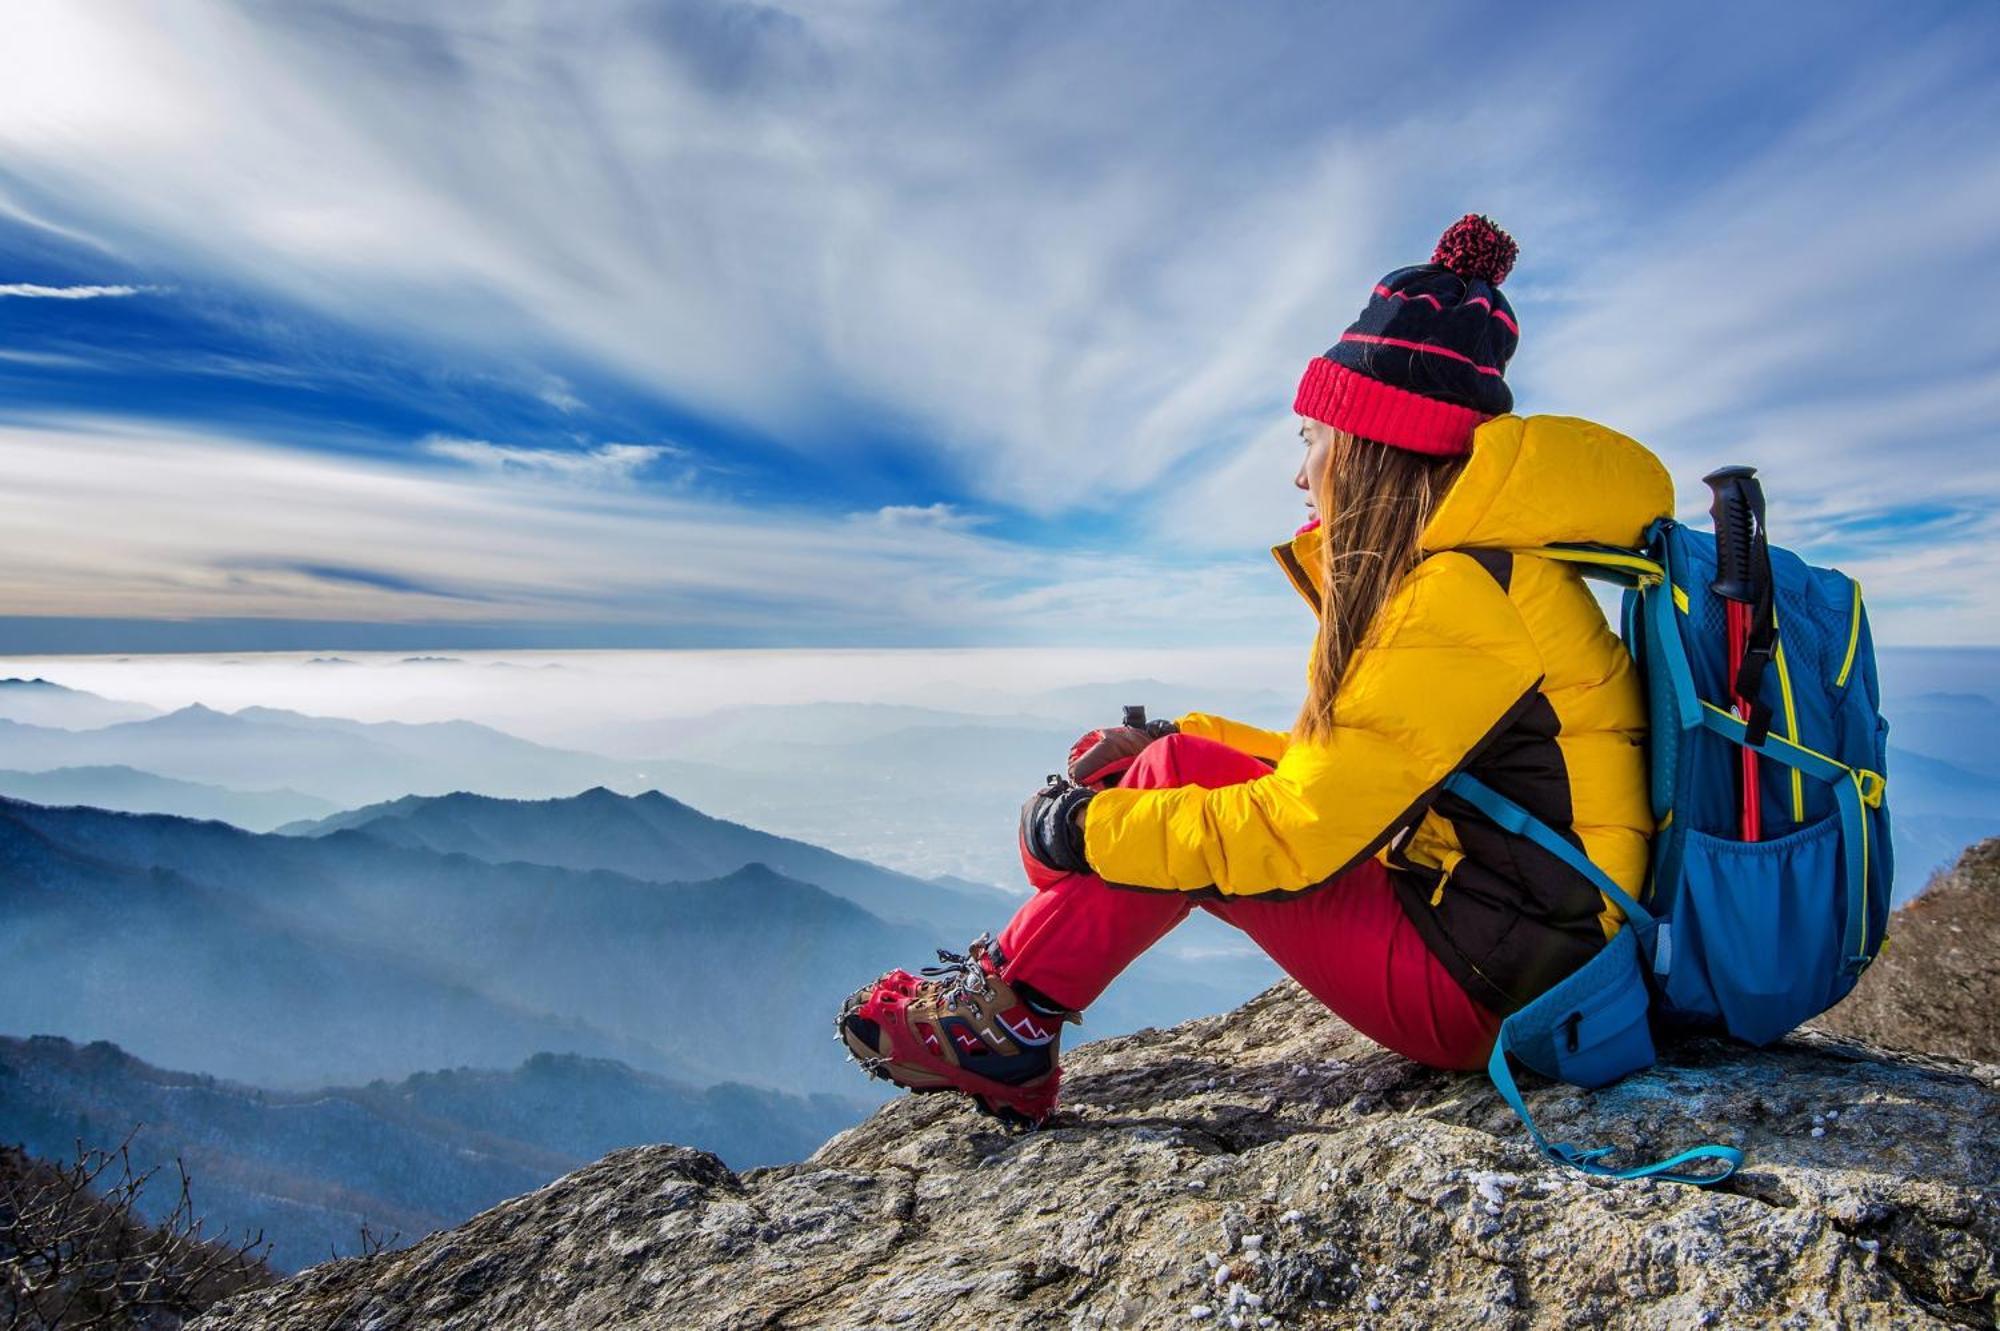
[0,186,116,252]
[0,347,97,368]
[420,437,679,486]
[863,502,992,533]
[536,377,586,414]
[0,282,155,298]
[0,417,1305,643]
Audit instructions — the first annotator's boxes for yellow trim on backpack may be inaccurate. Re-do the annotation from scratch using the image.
[1671,584,1689,614]
[1773,631,1806,822]
[1512,545,1665,585]
[1836,580,1863,687]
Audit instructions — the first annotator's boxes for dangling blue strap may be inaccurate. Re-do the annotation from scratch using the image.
[1446,772,1743,1186]
[1488,1031,1743,1186]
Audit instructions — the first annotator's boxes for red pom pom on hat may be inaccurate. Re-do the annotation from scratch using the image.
[1432,213,1518,287]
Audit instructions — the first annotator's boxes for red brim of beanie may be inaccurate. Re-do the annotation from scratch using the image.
[1292,357,1490,457]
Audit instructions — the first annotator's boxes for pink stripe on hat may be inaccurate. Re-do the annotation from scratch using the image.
[1374,283,1445,311]
[1292,357,1491,457]
[1462,296,1519,335]
[1338,331,1505,376]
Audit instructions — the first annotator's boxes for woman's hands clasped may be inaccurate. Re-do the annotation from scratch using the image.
[1019,708,1179,888]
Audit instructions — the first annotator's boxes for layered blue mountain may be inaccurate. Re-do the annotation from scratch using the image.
[0,1034,860,1272]
[0,764,337,832]
[0,795,934,1093]
[1875,745,2000,899]
[268,786,1262,1038]
[0,704,658,808]
[276,785,1013,934]
[0,676,160,729]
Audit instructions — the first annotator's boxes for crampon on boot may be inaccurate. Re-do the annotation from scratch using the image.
[838,933,1078,1129]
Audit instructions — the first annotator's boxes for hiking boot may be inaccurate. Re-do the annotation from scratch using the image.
[837,933,1080,1129]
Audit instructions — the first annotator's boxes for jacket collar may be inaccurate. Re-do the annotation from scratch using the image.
[1271,516,1324,615]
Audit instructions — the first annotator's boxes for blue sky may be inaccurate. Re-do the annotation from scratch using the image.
[1,0,1996,651]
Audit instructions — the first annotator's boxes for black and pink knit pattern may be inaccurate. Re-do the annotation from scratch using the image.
[1295,214,1521,456]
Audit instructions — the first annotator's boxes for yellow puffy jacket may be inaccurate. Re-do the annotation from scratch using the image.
[1082,414,1675,1015]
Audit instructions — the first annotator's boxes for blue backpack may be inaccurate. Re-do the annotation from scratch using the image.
[1441,479,1893,1186]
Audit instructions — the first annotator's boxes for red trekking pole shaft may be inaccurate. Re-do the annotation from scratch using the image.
[1724,601,1759,840]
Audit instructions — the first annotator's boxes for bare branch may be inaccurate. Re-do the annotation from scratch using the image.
[1,1131,273,1330]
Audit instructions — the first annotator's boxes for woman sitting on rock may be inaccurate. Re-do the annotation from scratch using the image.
[839,214,1672,1127]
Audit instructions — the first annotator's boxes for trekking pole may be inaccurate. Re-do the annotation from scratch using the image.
[1703,466,1777,841]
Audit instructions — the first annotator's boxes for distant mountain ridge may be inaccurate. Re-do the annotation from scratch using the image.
[0,795,689,1088]
[0,703,660,808]
[0,1033,864,1273]
[278,785,1011,935]
[1885,691,2000,781]
[0,764,337,831]
[265,784,1265,1045]
[4,676,1986,899]
[0,676,161,729]
[0,795,932,1093]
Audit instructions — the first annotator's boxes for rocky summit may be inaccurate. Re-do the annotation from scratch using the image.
[1811,838,2000,1065]
[192,979,1996,1330]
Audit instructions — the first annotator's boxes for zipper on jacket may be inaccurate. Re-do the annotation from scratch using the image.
[1426,848,1465,906]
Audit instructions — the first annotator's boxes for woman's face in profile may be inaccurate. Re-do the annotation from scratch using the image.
[1295,417,1334,518]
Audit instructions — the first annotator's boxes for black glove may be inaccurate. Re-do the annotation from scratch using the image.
[1067,718,1178,788]
[1019,777,1095,875]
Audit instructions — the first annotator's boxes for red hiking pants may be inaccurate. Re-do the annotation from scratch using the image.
[997,733,1502,1071]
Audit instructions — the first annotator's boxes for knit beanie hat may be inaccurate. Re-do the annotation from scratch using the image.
[1292,213,1519,457]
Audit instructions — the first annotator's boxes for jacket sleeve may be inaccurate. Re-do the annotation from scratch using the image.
[1083,553,1545,895]
[1172,712,1291,764]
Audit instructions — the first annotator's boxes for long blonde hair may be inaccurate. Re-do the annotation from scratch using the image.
[1291,429,1469,745]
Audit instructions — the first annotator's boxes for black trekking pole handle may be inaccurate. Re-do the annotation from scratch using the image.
[1703,465,1761,604]
[1704,463,1778,697]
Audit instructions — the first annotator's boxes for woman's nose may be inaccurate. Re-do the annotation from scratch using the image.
[1294,463,1309,491]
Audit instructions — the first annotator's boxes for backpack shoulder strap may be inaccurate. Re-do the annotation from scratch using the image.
[1442,773,1654,935]
[1507,542,1664,588]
